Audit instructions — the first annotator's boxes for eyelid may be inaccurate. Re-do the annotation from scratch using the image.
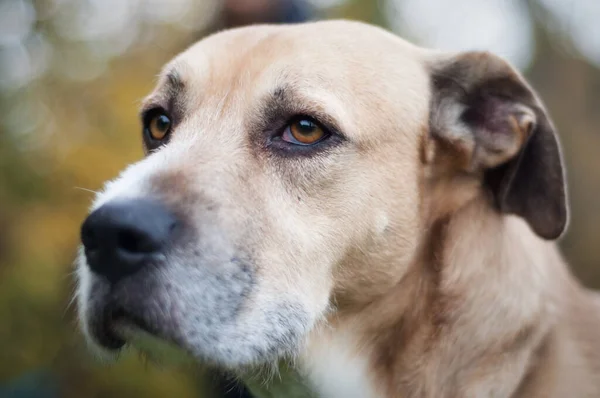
[140,104,168,121]
[293,112,341,137]
[288,114,324,129]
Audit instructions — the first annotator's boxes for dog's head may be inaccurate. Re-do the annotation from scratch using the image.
[76,20,567,369]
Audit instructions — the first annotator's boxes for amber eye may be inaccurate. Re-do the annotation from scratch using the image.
[282,117,327,145]
[146,113,171,141]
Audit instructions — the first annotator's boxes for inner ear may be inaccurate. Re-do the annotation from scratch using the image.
[427,51,568,240]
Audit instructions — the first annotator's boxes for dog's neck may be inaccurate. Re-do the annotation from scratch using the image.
[244,326,378,398]
[246,195,565,398]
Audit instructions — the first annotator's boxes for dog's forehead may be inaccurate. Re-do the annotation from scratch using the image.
[147,21,431,143]
[166,21,426,89]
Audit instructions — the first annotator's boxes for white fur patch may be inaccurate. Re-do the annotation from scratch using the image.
[375,212,389,235]
[298,327,380,398]
[245,327,380,398]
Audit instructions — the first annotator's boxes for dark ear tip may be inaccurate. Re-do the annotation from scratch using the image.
[534,209,569,241]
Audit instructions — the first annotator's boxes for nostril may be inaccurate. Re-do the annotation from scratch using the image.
[117,228,158,254]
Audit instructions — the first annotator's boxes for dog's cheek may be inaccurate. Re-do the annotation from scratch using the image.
[153,258,314,367]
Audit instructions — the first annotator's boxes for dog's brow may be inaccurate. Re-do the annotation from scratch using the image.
[165,70,184,96]
[139,69,185,117]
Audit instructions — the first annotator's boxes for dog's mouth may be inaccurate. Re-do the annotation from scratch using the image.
[92,305,134,350]
[90,301,196,365]
[92,304,158,351]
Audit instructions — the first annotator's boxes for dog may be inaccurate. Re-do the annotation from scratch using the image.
[75,20,600,397]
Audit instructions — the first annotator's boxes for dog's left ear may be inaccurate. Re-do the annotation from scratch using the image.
[428,51,567,240]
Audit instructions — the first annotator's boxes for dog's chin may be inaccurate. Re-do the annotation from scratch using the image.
[115,322,196,366]
[81,284,314,370]
[84,307,308,371]
[82,295,315,371]
[83,306,194,366]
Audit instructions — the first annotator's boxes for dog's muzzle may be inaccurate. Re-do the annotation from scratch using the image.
[78,191,305,367]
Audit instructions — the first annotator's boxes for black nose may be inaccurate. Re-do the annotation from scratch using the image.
[81,199,178,283]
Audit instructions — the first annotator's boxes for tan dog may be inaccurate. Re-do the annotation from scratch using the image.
[75,20,600,397]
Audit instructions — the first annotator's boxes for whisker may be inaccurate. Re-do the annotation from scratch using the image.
[64,286,79,318]
[74,187,99,195]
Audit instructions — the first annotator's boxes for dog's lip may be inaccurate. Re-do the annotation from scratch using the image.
[93,305,157,350]
[94,304,194,365]
[92,306,127,350]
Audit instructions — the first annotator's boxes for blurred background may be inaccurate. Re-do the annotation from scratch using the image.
[0,0,599,397]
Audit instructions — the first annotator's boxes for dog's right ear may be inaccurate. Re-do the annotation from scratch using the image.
[426,51,568,240]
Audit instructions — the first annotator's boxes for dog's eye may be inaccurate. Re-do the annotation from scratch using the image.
[282,117,328,145]
[145,113,171,142]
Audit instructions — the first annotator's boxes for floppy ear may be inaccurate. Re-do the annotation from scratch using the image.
[428,51,567,240]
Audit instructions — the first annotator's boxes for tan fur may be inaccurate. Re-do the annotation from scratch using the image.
[95,20,600,397]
